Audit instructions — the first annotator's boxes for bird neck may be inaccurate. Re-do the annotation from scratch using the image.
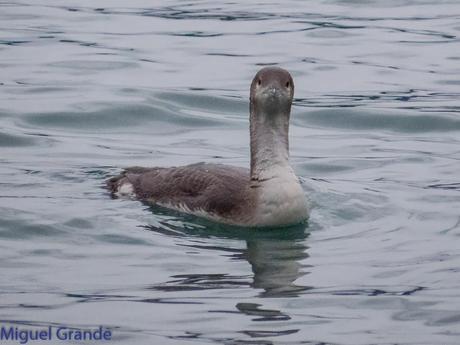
[249,109,292,181]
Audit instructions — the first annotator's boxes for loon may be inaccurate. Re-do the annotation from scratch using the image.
[108,67,309,227]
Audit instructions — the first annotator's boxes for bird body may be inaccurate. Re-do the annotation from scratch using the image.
[108,67,309,227]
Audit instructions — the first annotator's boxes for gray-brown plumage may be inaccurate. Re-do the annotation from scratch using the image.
[107,67,309,227]
[108,163,254,224]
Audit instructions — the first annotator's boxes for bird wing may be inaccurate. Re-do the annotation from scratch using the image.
[110,163,251,219]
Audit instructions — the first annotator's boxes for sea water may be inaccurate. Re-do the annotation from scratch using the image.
[1,1,459,344]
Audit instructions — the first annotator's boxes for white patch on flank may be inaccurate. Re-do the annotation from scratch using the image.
[156,201,227,224]
[116,182,135,198]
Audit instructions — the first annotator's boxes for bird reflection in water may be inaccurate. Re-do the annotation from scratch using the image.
[143,208,311,299]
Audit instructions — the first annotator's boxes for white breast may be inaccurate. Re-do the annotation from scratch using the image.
[254,169,309,227]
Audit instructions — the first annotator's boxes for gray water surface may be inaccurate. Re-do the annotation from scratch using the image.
[1,1,460,344]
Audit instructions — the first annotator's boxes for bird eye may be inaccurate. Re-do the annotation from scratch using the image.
[257,79,261,86]
[286,81,290,88]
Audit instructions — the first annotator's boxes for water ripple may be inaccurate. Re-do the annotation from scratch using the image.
[1,1,460,344]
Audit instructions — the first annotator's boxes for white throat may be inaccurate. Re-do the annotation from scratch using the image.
[249,110,309,227]
[250,108,290,181]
